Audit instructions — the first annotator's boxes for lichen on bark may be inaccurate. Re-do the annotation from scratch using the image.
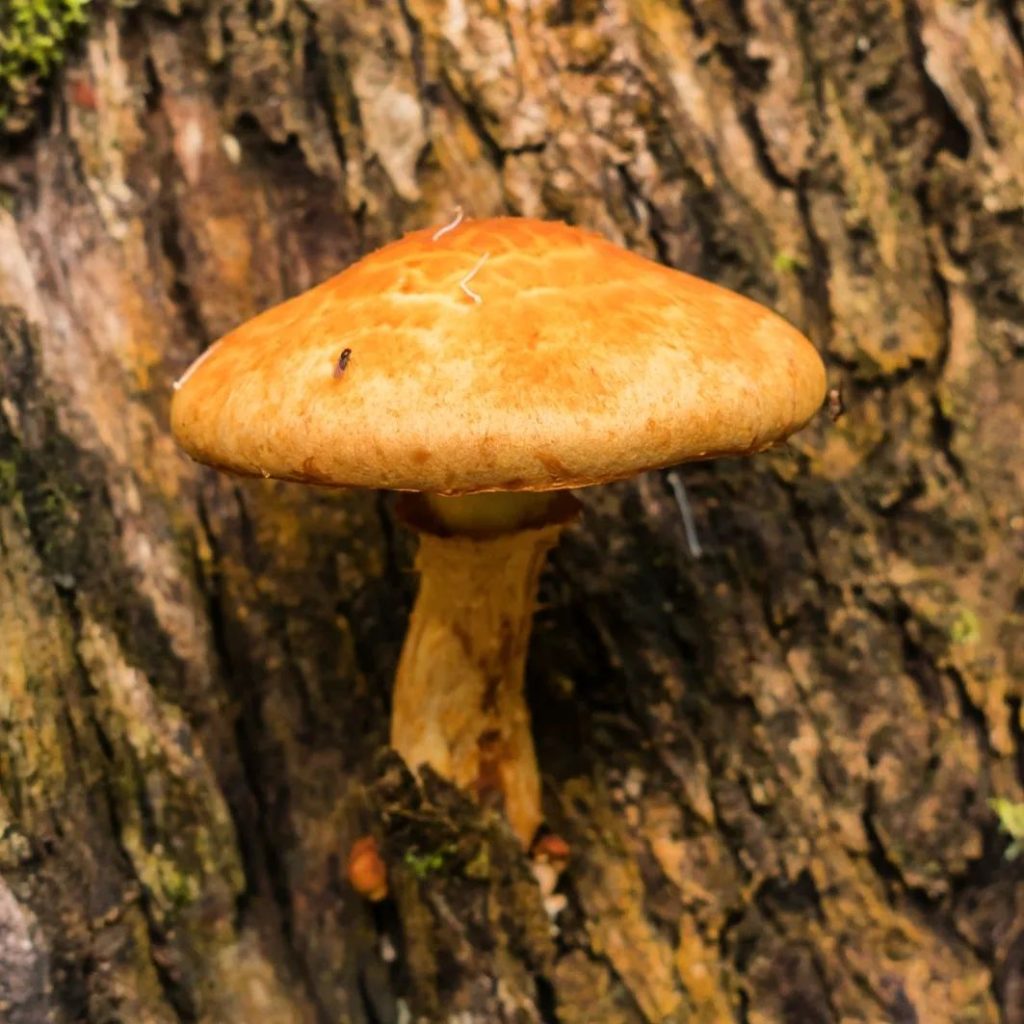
[0,0,91,133]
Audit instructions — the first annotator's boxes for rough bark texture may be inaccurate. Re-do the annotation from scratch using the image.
[1,0,1022,1021]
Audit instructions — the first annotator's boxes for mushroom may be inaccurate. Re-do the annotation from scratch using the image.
[346,835,388,902]
[170,216,825,847]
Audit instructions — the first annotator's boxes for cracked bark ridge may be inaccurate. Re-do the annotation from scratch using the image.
[1,0,1022,1021]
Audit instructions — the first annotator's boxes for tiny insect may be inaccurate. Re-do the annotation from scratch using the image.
[827,386,844,422]
[334,348,352,379]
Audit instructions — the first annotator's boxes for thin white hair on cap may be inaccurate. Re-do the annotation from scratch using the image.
[174,341,220,391]
[459,252,490,304]
[432,206,464,242]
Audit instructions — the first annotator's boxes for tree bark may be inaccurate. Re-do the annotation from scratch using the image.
[1,0,1022,1021]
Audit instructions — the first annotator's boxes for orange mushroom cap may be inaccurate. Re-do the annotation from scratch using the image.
[171,217,825,494]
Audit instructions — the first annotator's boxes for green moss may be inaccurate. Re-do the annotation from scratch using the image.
[0,0,91,133]
[403,842,456,879]
[462,844,491,880]
[772,251,804,274]
[0,458,17,503]
[950,607,980,646]
[990,798,1024,860]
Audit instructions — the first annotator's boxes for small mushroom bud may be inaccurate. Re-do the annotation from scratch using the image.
[531,832,571,904]
[346,836,388,901]
[531,832,571,865]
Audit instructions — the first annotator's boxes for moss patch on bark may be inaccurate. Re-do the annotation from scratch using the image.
[0,0,90,133]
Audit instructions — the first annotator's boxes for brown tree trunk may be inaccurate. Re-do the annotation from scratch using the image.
[1,0,1022,1021]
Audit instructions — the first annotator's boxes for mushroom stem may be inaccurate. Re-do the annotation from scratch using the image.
[422,491,566,536]
[392,492,579,846]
